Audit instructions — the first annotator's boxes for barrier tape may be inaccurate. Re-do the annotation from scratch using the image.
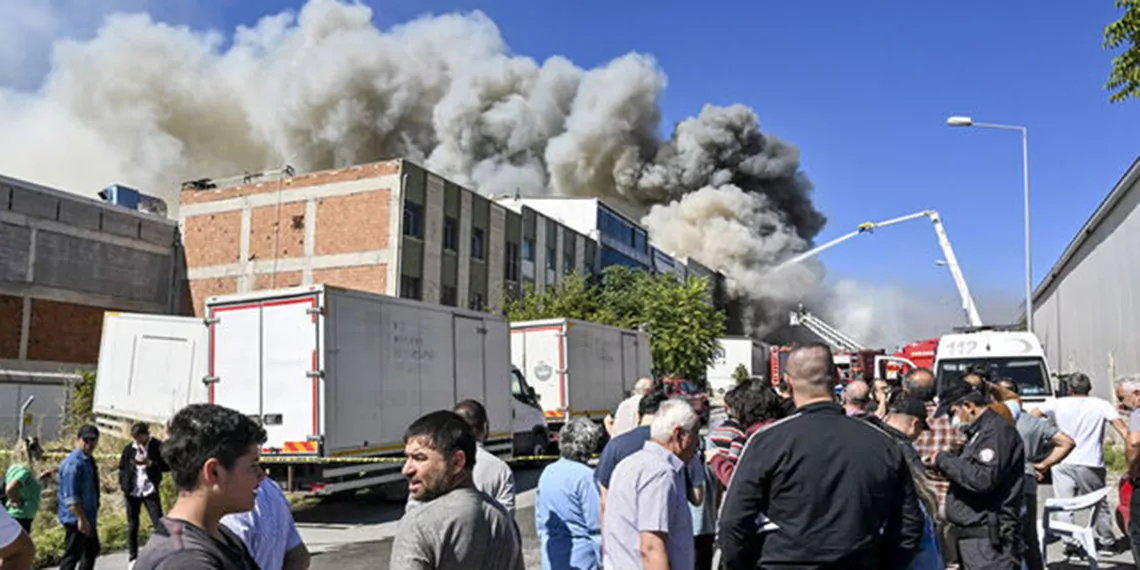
[5,450,575,465]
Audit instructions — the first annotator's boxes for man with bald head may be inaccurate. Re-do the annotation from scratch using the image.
[719,344,923,569]
[842,380,874,418]
[607,378,655,436]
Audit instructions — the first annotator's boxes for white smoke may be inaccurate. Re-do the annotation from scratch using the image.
[0,0,964,344]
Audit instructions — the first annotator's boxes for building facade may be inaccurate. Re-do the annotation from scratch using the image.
[1031,157,1140,401]
[499,196,727,306]
[503,197,653,271]
[180,159,591,315]
[0,176,180,371]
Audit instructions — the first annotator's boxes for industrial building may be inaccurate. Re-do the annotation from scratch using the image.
[0,178,181,369]
[0,177,181,438]
[180,159,597,316]
[1031,157,1140,401]
[497,195,728,309]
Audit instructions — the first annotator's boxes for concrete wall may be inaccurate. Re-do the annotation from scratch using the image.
[0,176,179,368]
[1032,163,1140,401]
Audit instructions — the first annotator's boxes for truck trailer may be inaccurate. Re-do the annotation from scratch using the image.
[707,337,767,397]
[509,318,653,435]
[94,285,546,495]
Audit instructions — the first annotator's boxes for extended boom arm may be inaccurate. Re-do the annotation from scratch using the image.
[773,210,983,327]
[789,305,866,352]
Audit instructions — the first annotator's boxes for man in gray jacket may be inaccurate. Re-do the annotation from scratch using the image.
[405,399,515,516]
[391,410,524,570]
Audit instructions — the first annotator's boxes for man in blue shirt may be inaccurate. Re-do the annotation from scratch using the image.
[58,424,101,570]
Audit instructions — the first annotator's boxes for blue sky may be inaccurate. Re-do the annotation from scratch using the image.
[28,0,1140,318]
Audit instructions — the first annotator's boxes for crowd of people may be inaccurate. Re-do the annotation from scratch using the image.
[3,341,1140,569]
[0,406,310,570]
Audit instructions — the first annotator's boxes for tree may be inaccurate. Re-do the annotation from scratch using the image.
[732,363,751,385]
[504,266,727,386]
[1105,0,1140,103]
[503,272,599,321]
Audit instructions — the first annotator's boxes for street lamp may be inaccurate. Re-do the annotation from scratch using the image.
[946,115,1032,332]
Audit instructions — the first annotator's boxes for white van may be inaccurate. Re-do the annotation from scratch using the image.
[933,329,1055,404]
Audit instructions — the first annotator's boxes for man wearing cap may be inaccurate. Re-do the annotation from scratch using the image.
[925,377,1025,570]
[58,425,102,570]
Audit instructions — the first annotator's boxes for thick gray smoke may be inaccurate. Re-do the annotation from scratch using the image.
[0,0,928,340]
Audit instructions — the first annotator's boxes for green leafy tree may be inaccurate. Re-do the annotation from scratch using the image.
[1106,0,1140,102]
[732,363,751,385]
[503,272,599,322]
[506,266,726,387]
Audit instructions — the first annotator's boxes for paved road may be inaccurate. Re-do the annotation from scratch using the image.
[46,464,1140,569]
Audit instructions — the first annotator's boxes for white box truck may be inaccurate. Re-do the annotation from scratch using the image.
[510,318,652,436]
[706,337,767,398]
[94,285,546,495]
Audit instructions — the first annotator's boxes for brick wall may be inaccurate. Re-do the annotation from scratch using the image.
[315,192,390,254]
[26,299,107,363]
[312,266,387,294]
[189,277,238,317]
[182,160,401,311]
[0,294,21,358]
[181,160,401,205]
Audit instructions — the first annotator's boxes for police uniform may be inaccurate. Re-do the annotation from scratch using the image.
[933,382,1025,569]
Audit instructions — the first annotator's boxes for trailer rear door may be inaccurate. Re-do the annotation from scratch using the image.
[209,293,321,454]
[511,324,567,419]
[94,313,209,424]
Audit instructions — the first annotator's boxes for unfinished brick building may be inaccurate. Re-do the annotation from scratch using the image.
[180,159,598,317]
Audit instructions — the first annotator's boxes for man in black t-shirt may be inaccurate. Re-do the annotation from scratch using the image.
[135,404,267,570]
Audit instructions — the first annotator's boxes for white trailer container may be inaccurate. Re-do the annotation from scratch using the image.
[706,337,767,397]
[95,285,540,495]
[510,318,652,433]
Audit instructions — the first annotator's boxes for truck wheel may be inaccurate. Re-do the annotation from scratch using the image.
[531,429,549,459]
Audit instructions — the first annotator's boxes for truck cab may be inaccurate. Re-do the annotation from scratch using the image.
[510,366,549,457]
[933,329,1054,404]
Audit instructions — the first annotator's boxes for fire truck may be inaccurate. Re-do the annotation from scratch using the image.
[775,305,910,385]
[772,209,1056,401]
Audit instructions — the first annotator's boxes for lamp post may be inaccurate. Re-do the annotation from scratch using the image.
[946,116,1032,332]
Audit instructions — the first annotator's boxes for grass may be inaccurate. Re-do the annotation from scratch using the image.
[1106,440,1128,476]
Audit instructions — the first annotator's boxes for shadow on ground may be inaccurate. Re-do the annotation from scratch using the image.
[292,490,407,526]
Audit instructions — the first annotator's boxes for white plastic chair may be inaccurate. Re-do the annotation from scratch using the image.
[1037,486,1112,569]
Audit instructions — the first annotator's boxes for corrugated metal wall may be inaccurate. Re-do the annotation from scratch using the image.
[1033,172,1140,401]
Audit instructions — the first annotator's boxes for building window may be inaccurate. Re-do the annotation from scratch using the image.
[546,245,556,270]
[585,242,597,275]
[403,202,423,239]
[563,236,576,273]
[469,292,484,311]
[443,216,458,252]
[471,228,485,260]
[400,275,422,300]
[522,238,535,262]
[441,285,458,307]
[505,242,520,281]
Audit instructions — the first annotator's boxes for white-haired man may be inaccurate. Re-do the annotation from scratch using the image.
[602,399,700,570]
[607,378,655,436]
[1114,375,1140,564]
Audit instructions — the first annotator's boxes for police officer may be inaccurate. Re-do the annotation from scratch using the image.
[925,374,1025,569]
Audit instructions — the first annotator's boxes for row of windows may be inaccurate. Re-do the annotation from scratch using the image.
[597,207,649,254]
[405,278,484,310]
[405,204,485,261]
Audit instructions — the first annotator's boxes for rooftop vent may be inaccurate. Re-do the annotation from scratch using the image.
[99,184,169,218]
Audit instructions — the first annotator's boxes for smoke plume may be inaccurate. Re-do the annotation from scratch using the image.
[0,0,918,340]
